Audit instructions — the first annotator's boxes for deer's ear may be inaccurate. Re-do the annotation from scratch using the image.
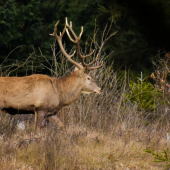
[74,66,79,72]
[76,68,86,77]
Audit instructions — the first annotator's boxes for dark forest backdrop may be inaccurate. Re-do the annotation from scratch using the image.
[1,0,170,76]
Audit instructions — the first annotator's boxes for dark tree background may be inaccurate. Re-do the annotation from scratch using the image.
[0,0,170,76]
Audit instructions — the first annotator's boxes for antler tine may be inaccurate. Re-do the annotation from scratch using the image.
[78,49,95,59]
[66,28,76,43]
[87,61,103,71]
[70,50,76,57]
[79,26,83,39]
[49,20,60,38]
[65,17,69,25]
[49,20,66,39]
[82,54,98,67]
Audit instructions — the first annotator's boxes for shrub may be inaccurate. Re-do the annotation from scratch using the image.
[126,77,162,111]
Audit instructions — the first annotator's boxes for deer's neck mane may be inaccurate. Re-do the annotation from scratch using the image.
[55,72,83,106]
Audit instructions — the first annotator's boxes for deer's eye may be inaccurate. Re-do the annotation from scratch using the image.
[87,77,91,80]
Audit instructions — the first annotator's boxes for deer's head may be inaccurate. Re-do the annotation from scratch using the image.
[50,18,103,95]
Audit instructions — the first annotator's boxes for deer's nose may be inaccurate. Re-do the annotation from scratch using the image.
[96,88,101,94]
[94,88,102,95]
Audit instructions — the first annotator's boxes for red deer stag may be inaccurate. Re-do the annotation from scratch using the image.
[0,18,103,132]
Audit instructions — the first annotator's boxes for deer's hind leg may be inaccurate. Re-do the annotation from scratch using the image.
[47,113,64,128]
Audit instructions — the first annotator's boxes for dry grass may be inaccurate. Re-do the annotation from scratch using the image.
[0,119,169,170]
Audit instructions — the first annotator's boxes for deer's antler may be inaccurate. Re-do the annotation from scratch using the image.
[50,18,103,71]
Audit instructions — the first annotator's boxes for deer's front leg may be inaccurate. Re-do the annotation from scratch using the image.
[35,110,46,133]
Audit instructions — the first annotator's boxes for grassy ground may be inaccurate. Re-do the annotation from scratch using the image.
[0,104,170,170]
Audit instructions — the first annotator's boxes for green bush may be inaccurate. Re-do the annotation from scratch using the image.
[126,78,162,111]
